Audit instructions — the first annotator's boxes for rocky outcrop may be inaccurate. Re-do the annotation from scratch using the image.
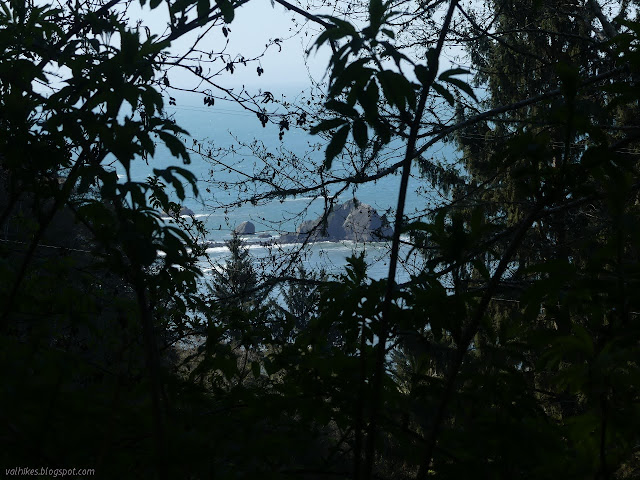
[279,199,392,243]
[343,201,392,242]
[234,221,255,235]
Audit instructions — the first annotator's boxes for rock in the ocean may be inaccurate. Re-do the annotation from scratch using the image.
[234,221,255,235]
[257,232,272,238]
[343,202,392,241]
[284,199,392,243]
[179,206,195,216]
[277,232,299,244]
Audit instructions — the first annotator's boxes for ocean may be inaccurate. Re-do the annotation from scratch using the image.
[121,90,460,283]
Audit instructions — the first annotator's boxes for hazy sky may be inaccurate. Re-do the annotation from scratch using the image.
[125,0,469,108]
[130,0,332,94]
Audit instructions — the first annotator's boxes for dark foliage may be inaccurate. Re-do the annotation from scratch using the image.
[2,0,640,479]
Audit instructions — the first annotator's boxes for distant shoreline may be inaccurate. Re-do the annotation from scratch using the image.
[202,233,391,251]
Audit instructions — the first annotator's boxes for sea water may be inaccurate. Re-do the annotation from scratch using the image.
[120,91,459,283]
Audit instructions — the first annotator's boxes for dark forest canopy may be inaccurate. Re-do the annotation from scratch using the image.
[1,0,640,478]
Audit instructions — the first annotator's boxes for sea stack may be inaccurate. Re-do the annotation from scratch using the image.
[234,221,256,235]
[280,199,392,243]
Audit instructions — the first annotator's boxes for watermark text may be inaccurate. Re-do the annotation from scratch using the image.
[5,467,95,477]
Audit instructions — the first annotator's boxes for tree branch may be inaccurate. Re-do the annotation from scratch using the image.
[363,2,461,479]
[415,202,543,480]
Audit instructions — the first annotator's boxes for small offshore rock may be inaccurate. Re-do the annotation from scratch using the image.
[234,221,256,235]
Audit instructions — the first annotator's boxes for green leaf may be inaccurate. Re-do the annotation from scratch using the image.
[360,80,379,123]
[441,76,477,101]
[414,64,435,87]
[373,118,391,144]
[381,28,395,39]
[170,0,192,13]
[432,82,455,106]
[197,0,210,20]
[324,124,349,170]
[263,358,278,376]
[314,24,353,51]
[328,58,373,97]
[309,118,348,135]
[438,67,470,80]
[215,0,234,23]
[251,361,261,379]
[426,48,438,75]
[326,16,357,35]
[377,70,412,110]
[156,131,189,164]
[368,0,385,35]
[326,99,358,117]
[139,132,156,157]
[154,166,199,199]
[352,119,368,149]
